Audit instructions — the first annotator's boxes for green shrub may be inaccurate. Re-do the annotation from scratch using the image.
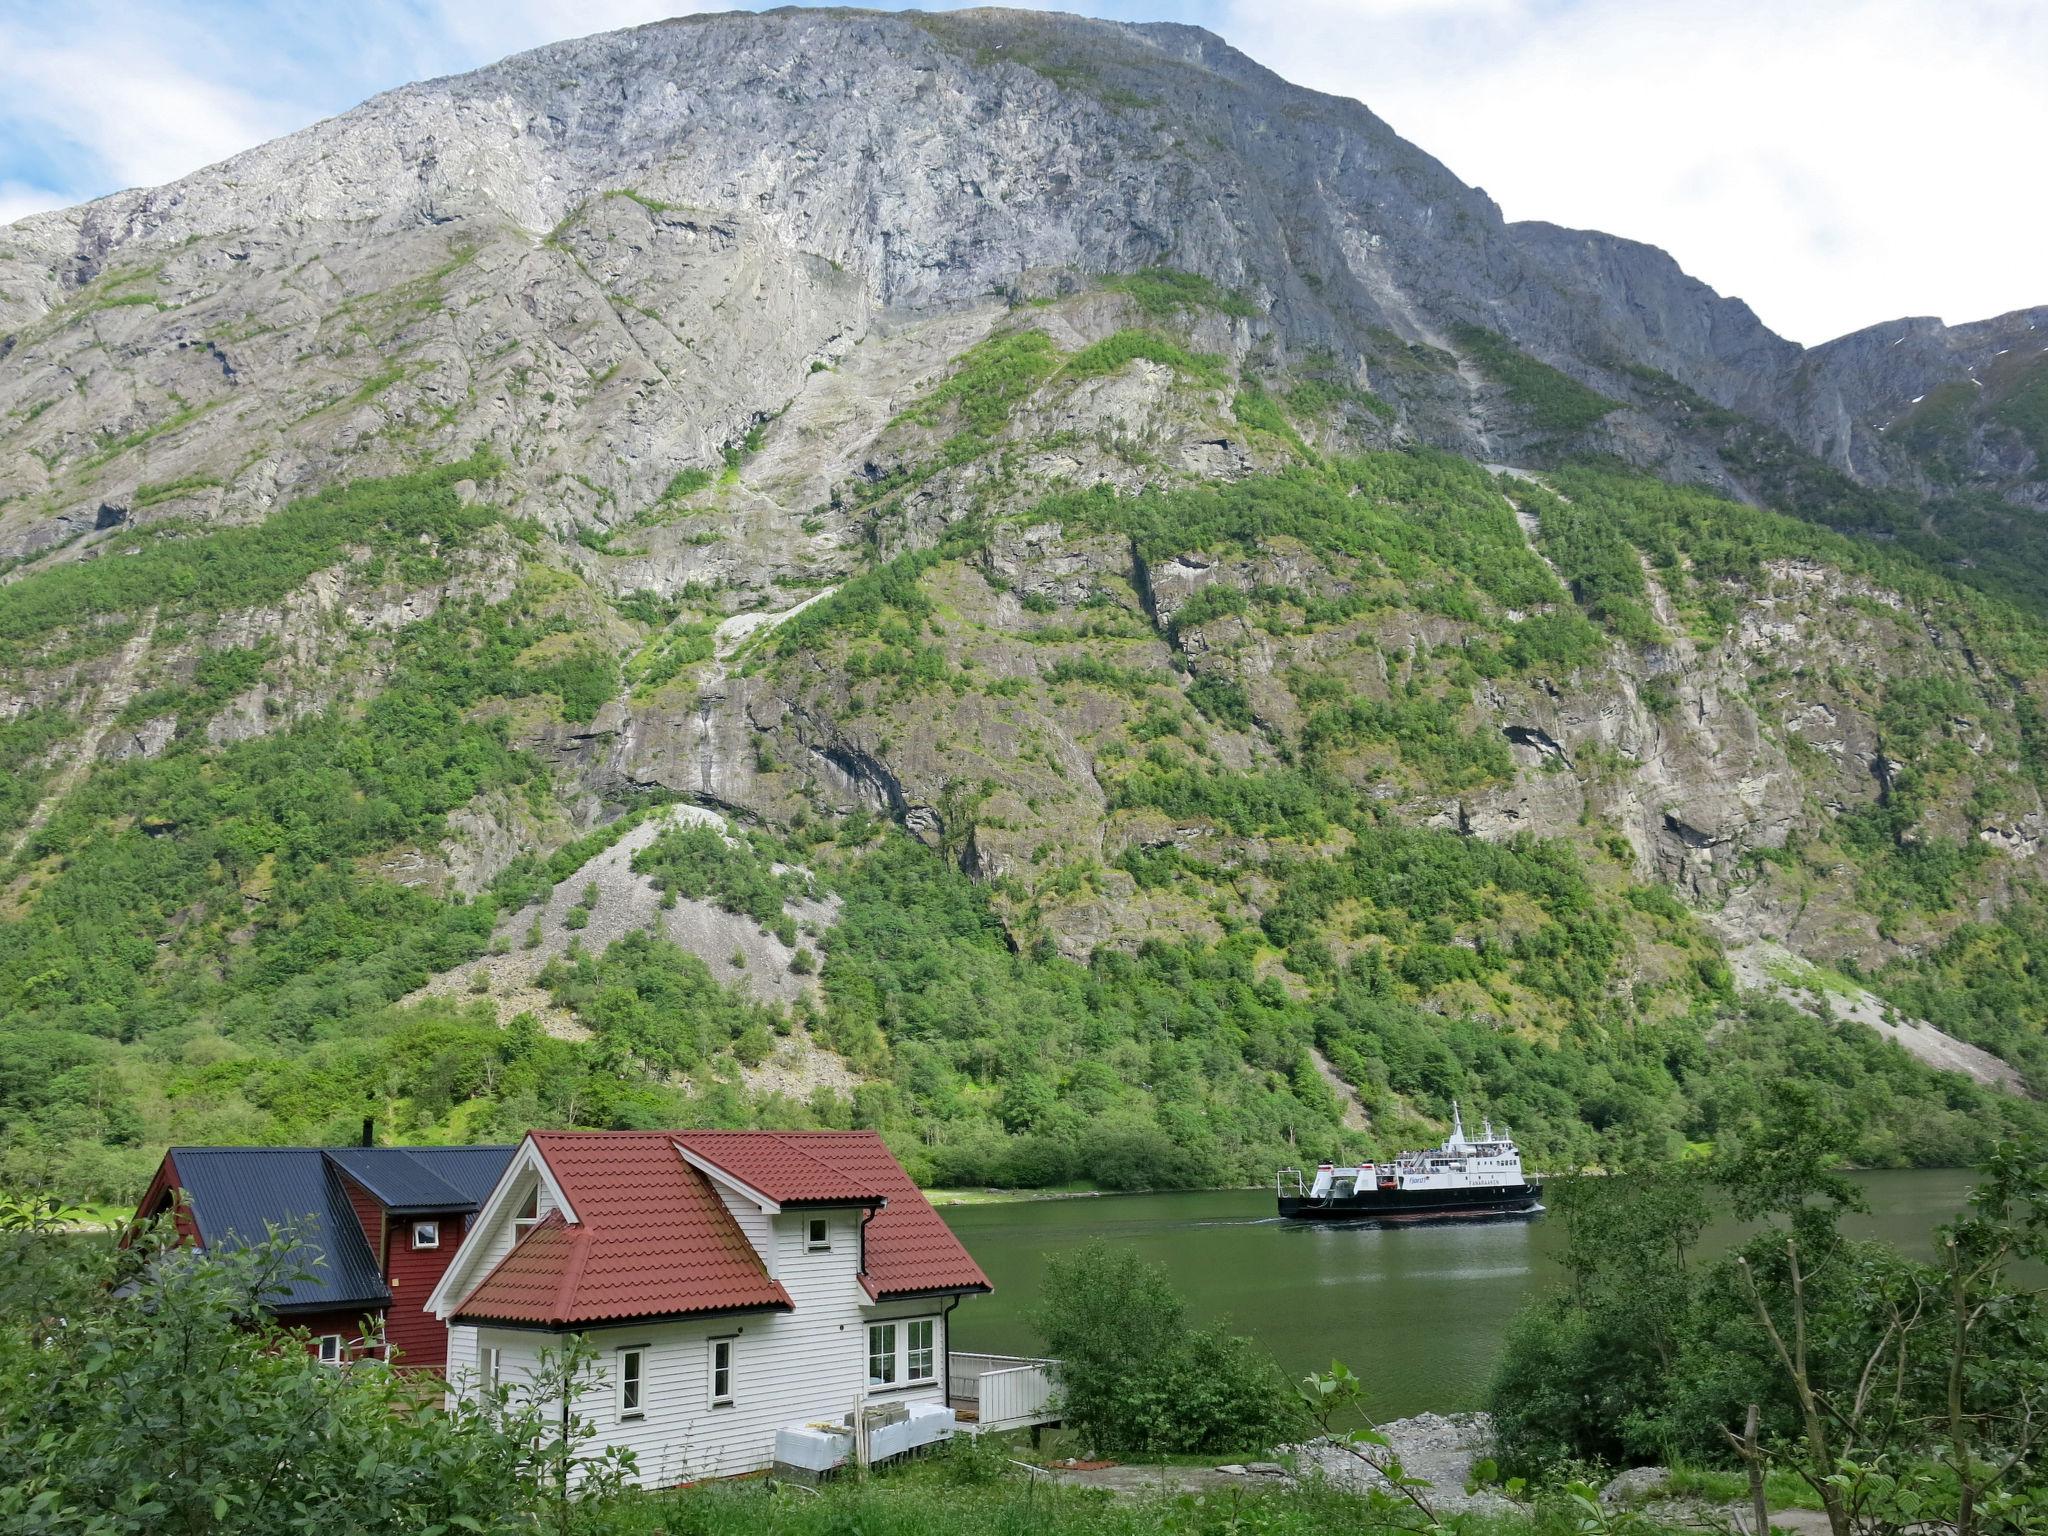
[1032,1240,1290,1455]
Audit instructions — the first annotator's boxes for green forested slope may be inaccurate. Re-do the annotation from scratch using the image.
[0,409,2039,1204]
[4,299,2047,1204]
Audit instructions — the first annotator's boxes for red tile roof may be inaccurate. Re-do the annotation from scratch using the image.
[454,1132,792,1327]
[673,1130,882,1205]
[768,1132,992,1300]
[451,1130,988,1327]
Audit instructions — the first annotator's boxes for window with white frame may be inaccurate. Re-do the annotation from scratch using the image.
[411,1219,439,1250]
[708,1337,735,1406]
[616,1346,644,1421]
[512,1186,540,1239]
[478,1344,501,1394]
[316,1334,343,1365]
[905,1318,936,1384]
[805,1215,831,1251]
[866,1322,897,1388]
[866,1318,939,1389]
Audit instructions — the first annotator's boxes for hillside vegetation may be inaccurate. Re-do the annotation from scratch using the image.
[4,288,2047,1201]
[1,4,2045,1203]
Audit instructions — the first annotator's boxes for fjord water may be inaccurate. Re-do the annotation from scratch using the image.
[945,1169,1977,1420]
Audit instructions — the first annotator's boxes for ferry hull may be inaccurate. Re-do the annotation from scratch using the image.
[1278,1181,1543,1222]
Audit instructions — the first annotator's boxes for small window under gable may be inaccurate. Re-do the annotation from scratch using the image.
[411,1219,440,1250]
[512,1185,540,1240]
[806,1215,831,1251]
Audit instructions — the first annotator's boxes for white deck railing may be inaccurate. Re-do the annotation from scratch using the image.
[947,1351,1061,1433]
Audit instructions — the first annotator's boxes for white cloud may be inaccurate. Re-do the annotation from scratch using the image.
[0,41,301,201]
[0,179,69,226]
[1214,0,2048,343]
[0,1,707,224]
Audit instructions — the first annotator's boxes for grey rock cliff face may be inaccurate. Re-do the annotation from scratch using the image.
[3,7,2035,564]
[1,4,2044,1008]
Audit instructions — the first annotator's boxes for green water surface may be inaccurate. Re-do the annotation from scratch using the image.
[944,1168,1978,1419]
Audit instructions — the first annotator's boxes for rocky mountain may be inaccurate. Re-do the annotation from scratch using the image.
[1,7,2044,1202]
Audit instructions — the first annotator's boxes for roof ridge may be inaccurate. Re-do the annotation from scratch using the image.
[552,1223,594,1326]
[766,1129,873,1184]
[457,1207,565,1319]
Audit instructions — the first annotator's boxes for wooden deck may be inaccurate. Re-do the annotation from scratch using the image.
[947,1351,1061,1433]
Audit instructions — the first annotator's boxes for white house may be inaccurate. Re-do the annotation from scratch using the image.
[425,1129,992,1486]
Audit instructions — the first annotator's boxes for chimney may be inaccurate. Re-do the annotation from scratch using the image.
[361,1116,374,1148]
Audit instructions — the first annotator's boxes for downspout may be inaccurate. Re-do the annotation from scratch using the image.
[559,1370,572,1509]
[941,1294,961,1410]
[857,1200,882,1281]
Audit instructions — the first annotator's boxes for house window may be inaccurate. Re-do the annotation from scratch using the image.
[806,1215,831,1251]
[617,1347,644,1421]
[478,1344,500,1393]
[905,1318,936,1384]
[411,1219,440,1250]
[866,1322,897,1388]
[316,1334,343,1366]
[709,1337,734,1406]
[513,1186,539,1239]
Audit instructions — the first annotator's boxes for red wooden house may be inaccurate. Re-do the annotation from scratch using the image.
[132,1140,515,1369]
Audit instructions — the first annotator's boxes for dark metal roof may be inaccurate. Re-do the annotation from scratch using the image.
[323,1146,514,1215]
[165,1144,517,1311]
[400,1146,517,1206]
[168,1148,390,1312]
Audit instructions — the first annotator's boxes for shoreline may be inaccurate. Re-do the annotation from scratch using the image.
[923,1182,1257,1207]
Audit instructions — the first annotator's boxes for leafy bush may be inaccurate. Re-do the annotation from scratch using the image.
[895,330,1061,458]
[0,1220,632,1533]
[0,453,502,665]
[632,821,804,928]
[1032,1241,1290,1455]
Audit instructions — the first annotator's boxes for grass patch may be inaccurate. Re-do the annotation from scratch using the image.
[132,476,223,510]
[1451,324,1618,432]
[1067,329,1227,388]
[0,453,502,665]
[1104,267,1256,320]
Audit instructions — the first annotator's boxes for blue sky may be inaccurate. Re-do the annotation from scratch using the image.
[1,0,2042,345]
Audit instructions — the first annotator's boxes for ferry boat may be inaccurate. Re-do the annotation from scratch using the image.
[1276,1103,1542,1222]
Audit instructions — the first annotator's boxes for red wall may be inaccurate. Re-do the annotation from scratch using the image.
[126,1152,464,1374]
[383,1212,465,1372]
[287,1307,385,1362]
[129,1153,202,1247]
[336,1171,386,1262]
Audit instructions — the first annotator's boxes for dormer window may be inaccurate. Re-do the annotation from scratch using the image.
[806,1216,831,1252]
[411,1219,440,1250]
[513,1186,539,1239]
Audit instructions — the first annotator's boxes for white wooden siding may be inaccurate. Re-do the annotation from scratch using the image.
[445,1209,957,1486]
[460,1169,559,1291]
[445,1321,478,1395]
